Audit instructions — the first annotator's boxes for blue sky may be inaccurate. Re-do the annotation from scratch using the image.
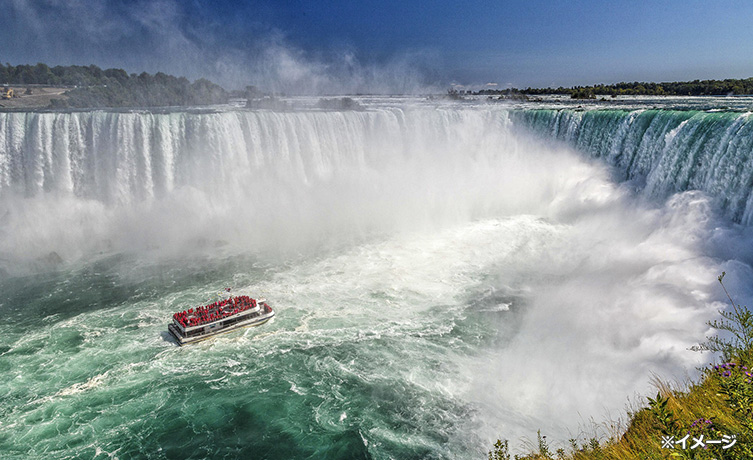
[4,0,753,93]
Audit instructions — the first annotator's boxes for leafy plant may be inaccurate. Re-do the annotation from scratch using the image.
[488,439,511,460]
[537,430,552,458]
[647,391,680,436]
[692,272,753,362]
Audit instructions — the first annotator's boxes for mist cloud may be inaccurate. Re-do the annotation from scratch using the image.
[5,0,442,94]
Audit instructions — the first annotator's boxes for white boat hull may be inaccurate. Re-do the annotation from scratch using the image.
[168,309,275,346]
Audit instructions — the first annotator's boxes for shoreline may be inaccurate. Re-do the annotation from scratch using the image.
[0,85,69,109]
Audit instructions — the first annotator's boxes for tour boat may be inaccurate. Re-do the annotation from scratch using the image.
[168,295,274,346]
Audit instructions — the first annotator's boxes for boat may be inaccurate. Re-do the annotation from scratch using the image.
[168,295,274,346]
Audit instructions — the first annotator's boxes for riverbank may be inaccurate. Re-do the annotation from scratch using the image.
[0,86,69,109]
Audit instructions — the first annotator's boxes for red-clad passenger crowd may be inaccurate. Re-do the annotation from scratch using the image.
[173,295,264,328]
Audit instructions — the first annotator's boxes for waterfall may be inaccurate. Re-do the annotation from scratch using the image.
[4,106,577,262]
[511,109,753,224]
[6,107,752,223]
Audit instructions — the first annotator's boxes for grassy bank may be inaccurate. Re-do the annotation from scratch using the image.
[490,273,753,460]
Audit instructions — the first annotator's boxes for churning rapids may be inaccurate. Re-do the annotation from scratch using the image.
[1,97,753,459]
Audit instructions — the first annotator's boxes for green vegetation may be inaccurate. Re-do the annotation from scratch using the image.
[521,79,753,97]
[0,62,227,108]
[490,272,753,459]
[466,78,753,98]
[570,89,596,100]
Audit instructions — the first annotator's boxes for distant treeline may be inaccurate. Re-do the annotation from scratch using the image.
[0,62,227,108]
[472,77,753,98]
